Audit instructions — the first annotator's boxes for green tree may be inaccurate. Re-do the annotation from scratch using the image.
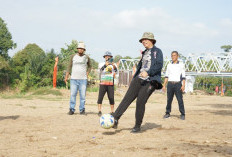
[179,53,186,61]
[114,55,123,63]
[90,58,98,69]
[123,56,132,59]
[12,43,45,77]
[221,45,232,52]
[0,17,16,59]
[0,55,10,71]
[39,49,57,86]
[11,44,46,91]
[60,40,78,64]
[0,55,11,88]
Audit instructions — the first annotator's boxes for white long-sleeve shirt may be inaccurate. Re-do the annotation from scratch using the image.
[165,61,186,82]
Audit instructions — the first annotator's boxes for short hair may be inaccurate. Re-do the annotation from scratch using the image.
[171,51,179,56]
[152,40,156,45]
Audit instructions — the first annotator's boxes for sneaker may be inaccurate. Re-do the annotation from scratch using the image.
[98,111,102,117]
[163,113,170,119]
[131,125,141,133]
[112,119,118,129]
[68,109,74,115]
[180,115,185,120]
[80,109,85,115]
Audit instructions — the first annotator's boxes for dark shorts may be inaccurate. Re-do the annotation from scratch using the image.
[97,85,115,105]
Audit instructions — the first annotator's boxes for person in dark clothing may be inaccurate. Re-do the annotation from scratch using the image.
[112,32,163,133]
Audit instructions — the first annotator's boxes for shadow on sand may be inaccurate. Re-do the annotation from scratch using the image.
[72,111,97,116]
[102,122,162,135]
[209,110,232,116]
[0,115,20,121]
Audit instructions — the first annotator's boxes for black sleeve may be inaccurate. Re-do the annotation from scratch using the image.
[113,64,118,73]
[100,64,107,71]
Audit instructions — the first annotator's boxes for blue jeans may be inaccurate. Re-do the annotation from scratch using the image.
[69,79,87,112]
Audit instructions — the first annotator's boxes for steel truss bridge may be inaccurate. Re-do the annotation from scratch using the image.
[119,52,232,77]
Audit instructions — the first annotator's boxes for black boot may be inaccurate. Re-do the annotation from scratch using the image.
[131,125,141,133]
[112,119,118,129]
[68,109,74,115]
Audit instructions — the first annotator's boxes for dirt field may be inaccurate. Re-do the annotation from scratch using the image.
[0,88,232,157]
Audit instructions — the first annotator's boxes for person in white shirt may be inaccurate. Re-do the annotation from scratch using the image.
[64,42,91,115]
[162,51,186,120]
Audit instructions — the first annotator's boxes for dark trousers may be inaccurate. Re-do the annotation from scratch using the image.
[113,76,155,126]
[97,85,115,105]
[166,82,185,115]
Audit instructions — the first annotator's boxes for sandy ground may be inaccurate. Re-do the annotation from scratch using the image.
[0,88,232,157]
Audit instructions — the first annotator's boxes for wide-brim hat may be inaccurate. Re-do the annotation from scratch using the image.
[77,42,86,50]
[103,51,113,58]
[139,32,156,43]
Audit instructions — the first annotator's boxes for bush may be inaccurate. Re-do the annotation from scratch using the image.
[87,86,99,92]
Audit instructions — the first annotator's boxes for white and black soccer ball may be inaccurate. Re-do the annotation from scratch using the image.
[100,114,114,129]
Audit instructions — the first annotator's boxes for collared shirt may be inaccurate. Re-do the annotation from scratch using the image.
[165,61,186,82]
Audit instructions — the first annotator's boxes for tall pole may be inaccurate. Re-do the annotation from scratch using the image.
[53,56,59,88]
[221,76,224,96]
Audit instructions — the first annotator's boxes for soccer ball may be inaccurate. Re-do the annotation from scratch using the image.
[100,114,114,129]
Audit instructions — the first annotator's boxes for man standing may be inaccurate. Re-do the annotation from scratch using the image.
[97,51,117,116]
[162,51,186,120]
[112,32,163,133]
[64,42,91,115]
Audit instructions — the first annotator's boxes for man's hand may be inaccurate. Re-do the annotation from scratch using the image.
[139,71,148,78]
[105,61,110,66]
[64,72,69,84]
[181,85,185,92]
[162,86,166,92]
[64,77,68,84]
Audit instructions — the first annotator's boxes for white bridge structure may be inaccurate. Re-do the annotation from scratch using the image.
[118,52,232,88]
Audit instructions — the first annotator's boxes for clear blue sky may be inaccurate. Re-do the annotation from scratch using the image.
[1,0,232,62]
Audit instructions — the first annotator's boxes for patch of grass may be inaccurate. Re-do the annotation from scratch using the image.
[15,104,23,106]
[1,94,28,99]
[1,87,63,99]
[31,88,62,96]
[37,97,66,101]
[87,86,99,92]
[86,103,98,106]
[29,106,36,109]
[225,90,232,97]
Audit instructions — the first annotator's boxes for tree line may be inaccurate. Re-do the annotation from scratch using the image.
[0,17,139,92]
[0,17,232,94]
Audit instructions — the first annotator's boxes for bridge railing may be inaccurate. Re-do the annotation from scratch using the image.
[118,53,232,85]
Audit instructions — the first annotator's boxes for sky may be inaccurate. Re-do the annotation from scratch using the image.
[0,0,232,62]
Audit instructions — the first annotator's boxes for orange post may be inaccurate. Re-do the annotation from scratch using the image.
[221,79,224,96]
[53,56,59,88]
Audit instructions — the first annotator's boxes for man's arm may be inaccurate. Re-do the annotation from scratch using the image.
[87,56,92,77]
[162,64,169,91]
[162,77,168,91]
[181,79,185,92]
[113,63,118,78]
[181,63,186,92]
